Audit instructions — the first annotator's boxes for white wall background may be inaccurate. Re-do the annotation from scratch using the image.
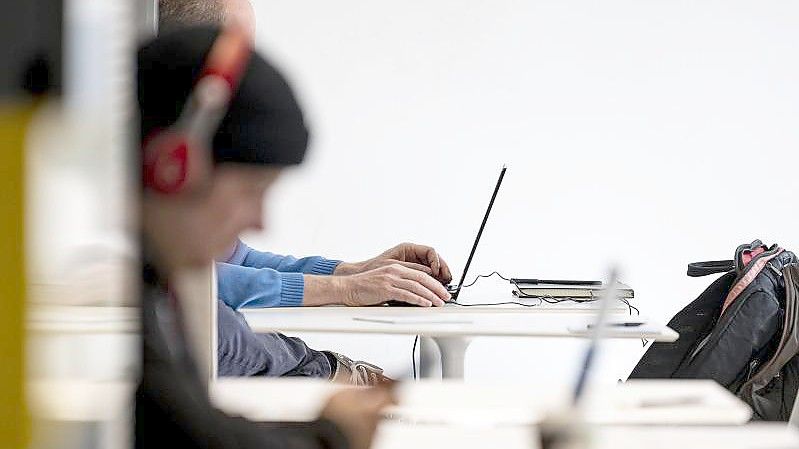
[246,0,799,383]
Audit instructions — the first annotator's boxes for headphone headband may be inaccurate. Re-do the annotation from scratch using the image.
[176,27,252,144]
[199,27,252,91]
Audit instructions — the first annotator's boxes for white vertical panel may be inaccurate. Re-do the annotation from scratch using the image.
[26,1,138,448]
[28,0,138,308]
[174,264,218,385]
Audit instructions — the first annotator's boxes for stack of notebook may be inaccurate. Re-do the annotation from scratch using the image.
[512,281,634,299]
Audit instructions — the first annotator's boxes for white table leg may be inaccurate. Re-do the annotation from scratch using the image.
[418,336,472,379]
[418,336,441,379]
[434,336,472,379]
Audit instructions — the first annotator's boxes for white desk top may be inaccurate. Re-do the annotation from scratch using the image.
[373,422,799,449]
[591,424,799,449]
[241,300,633,314]
[242,308,676,341]
[26,305,139,334]
[30,378,791,449]
[211,378,751,426]
[28,380,135,422]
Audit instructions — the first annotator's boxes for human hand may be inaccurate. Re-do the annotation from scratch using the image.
[338,264,451,307]
[335,242,452,284]
[321,384,396,449]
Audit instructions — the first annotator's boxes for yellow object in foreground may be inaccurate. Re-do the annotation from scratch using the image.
[0,101,36,449]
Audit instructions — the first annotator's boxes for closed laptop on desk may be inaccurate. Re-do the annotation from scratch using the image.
[513,282,634,299]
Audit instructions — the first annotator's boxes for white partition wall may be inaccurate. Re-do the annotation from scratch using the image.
[248,0,799,383]
[174,264,219,384]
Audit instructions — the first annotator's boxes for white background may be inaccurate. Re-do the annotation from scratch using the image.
[246,0,799,382]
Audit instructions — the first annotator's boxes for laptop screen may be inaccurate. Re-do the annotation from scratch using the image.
[451,165,507,299]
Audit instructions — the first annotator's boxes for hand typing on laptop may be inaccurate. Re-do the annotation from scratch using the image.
[303,242,453,307]
[336,263,451,307]
[334,242,453,283]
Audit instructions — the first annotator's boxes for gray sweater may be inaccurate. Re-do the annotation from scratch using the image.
[135,264,349,449]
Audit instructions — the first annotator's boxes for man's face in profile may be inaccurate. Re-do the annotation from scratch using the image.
[146,165,281,269]
[192,165,280,263]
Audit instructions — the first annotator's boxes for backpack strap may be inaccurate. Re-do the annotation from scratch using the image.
[687,260,735,277]
[739,263,799,413]
[721,247,785,316]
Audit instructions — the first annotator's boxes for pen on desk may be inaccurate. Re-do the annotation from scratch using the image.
[637,397,703,408]
[587,322,645,329]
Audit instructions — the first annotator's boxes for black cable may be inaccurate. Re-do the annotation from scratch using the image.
[619,298,640,315]
[412,335,419,379]
[447,300,545,307]
[538,296,593,304]
[460,271,511,288]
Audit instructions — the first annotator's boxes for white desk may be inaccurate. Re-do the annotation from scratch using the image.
[211,378,751,426]
[213,378,799,448]
[27,305,139,334]
[592,424,799,449]
[26,305,140,382]
[242,307,676,379]
[374,422,799,449]
[30,378,750,427]
[28,380,134,422]
[31,378,792,449]
[28,380,134,449]
[244,280,650,379]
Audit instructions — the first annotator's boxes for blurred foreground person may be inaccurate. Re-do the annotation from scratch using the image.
[136,25,393,449]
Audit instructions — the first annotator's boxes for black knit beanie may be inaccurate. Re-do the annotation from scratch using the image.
[137,26,309,166]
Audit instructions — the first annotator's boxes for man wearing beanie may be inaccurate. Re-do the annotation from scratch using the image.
[157,0,454,385]
[136,26,394,449]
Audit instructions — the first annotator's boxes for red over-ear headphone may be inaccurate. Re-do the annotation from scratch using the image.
[142,27,252,195]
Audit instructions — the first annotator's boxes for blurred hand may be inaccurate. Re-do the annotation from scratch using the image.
[321,384,396,449]
[339,264,450,307]
[335,242,453,283]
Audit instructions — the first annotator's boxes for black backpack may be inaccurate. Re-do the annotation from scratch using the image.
[630,240,799,420]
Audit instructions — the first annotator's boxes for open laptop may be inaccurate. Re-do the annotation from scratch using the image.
[386,165,506,306]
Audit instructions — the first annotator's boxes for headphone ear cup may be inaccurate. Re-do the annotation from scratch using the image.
[143,130,201,194]
[143,128,213,195]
